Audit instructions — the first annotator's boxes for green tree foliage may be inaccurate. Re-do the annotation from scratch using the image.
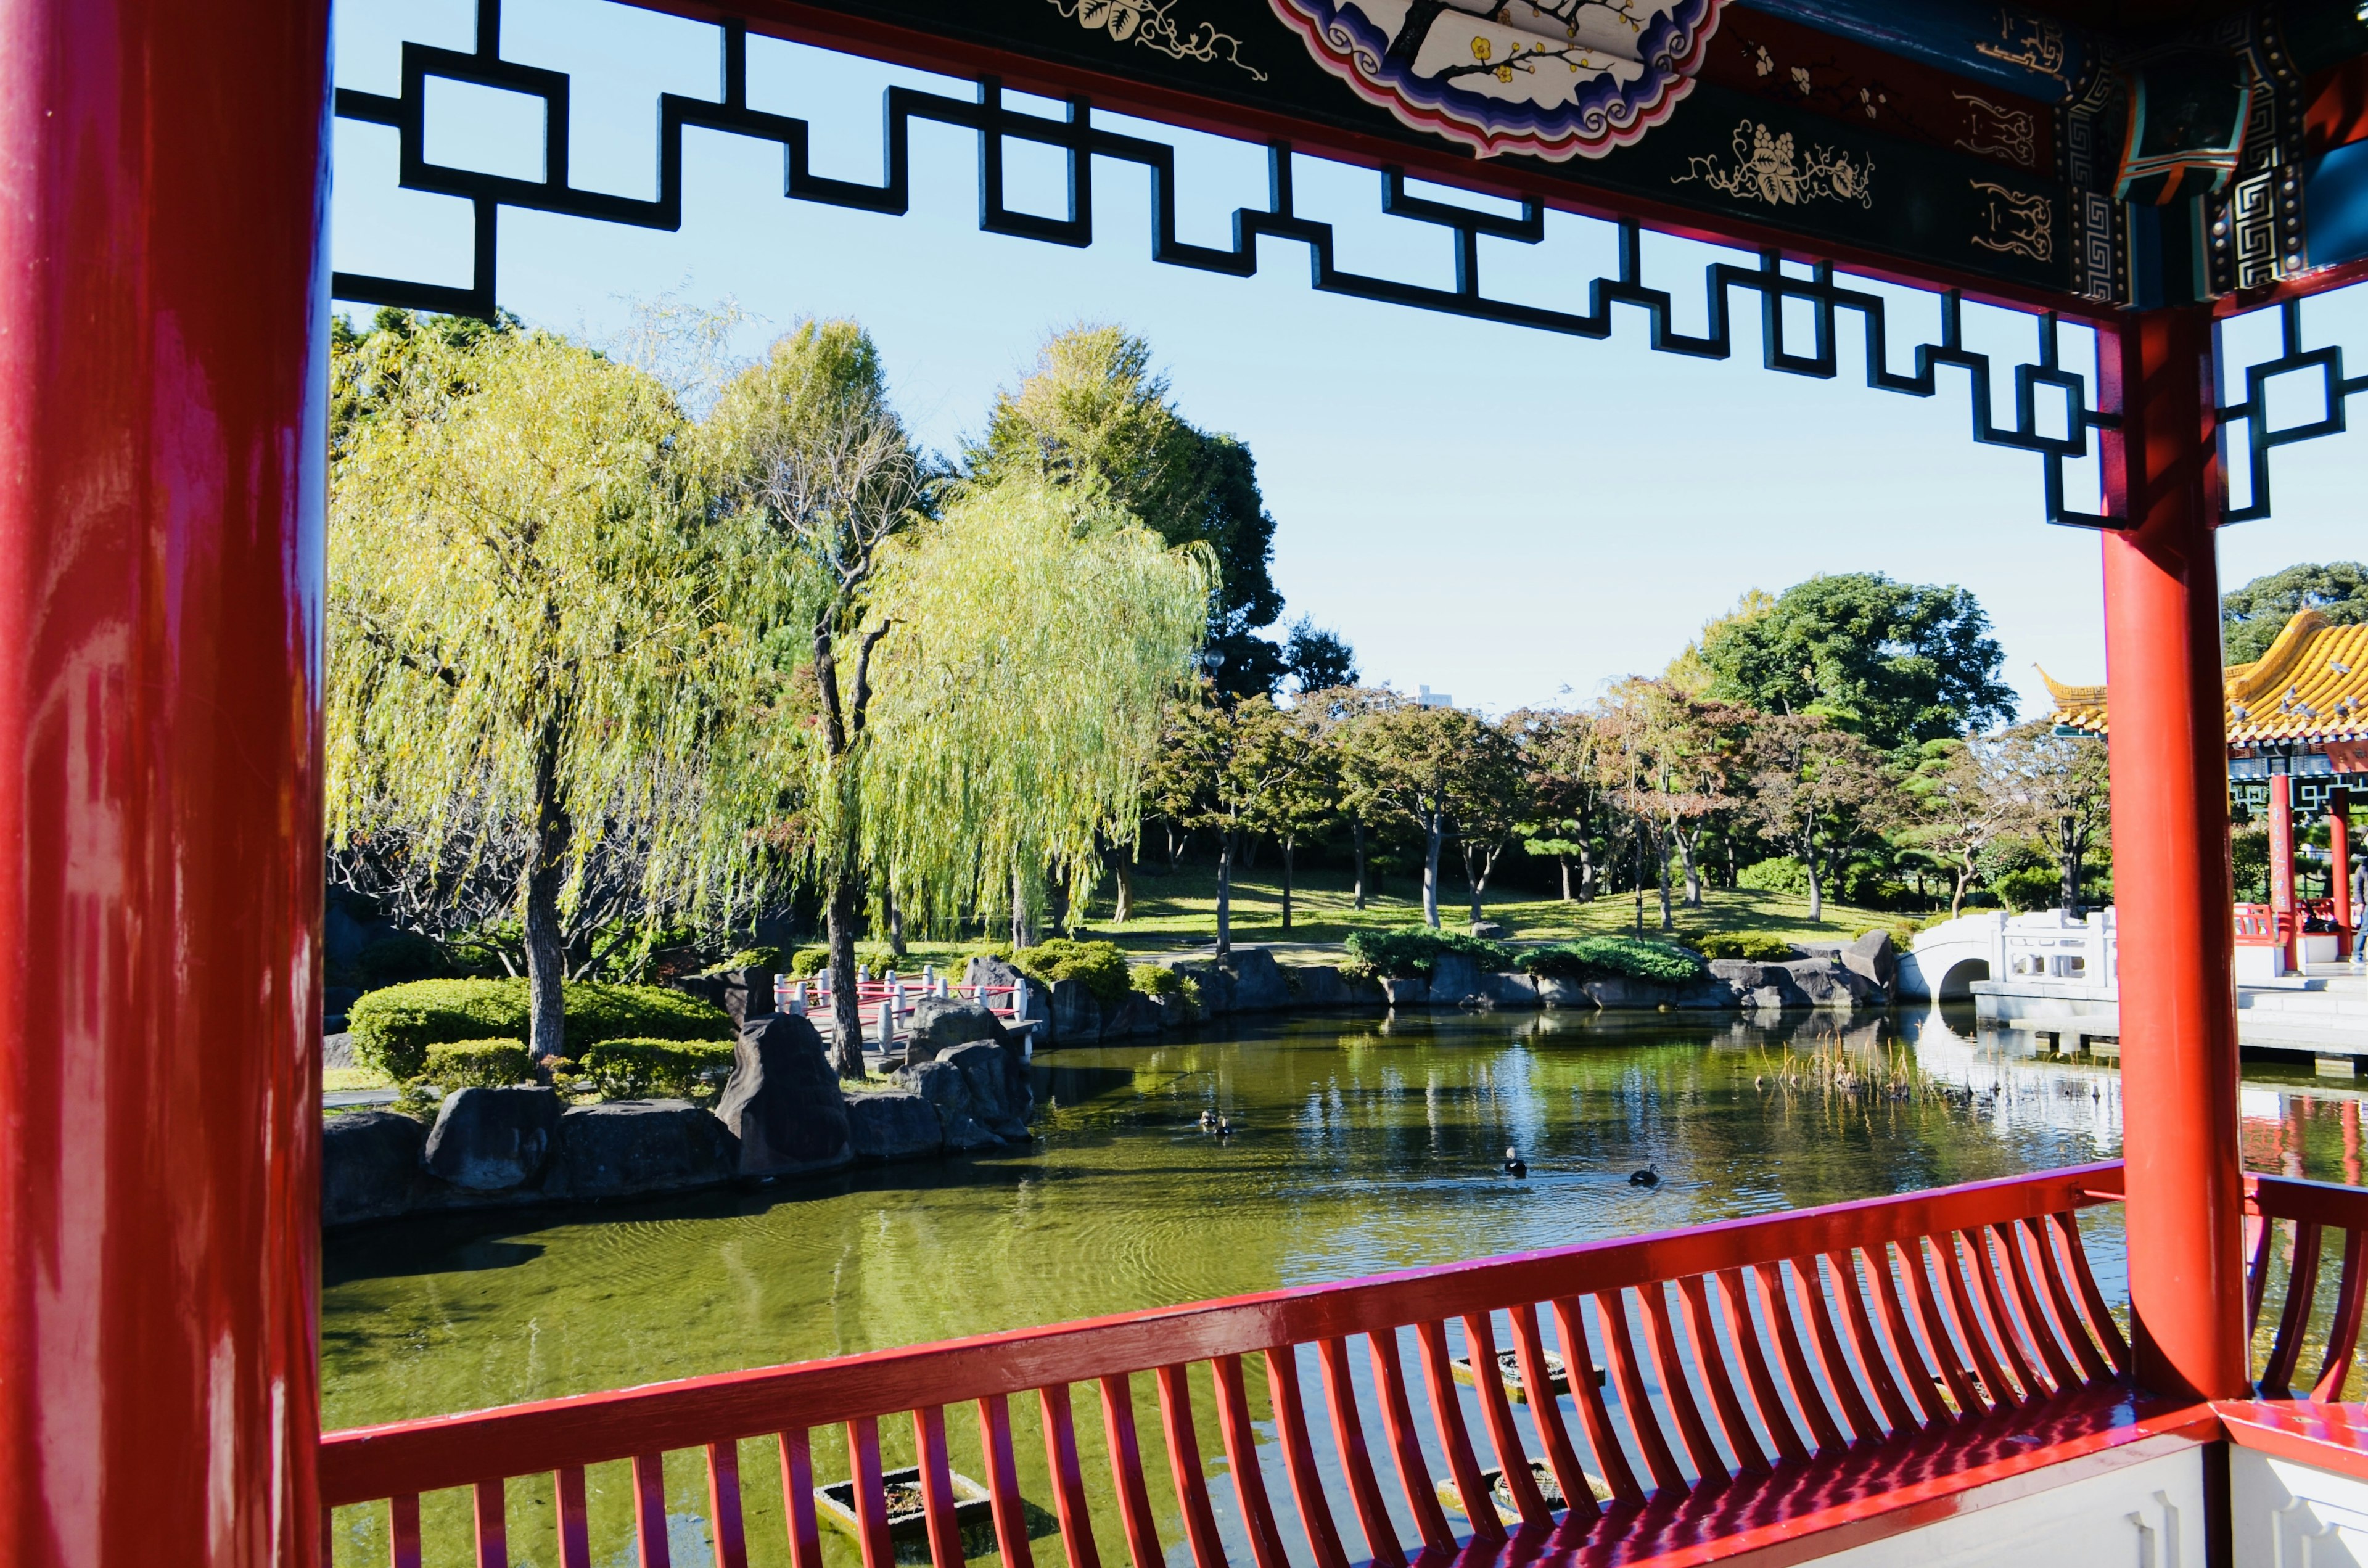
[967,326,1283,695]
[1507,707,1604,901]
[1280,618,1359,695]
[1145,687,1320,954]
[1740,712,1899,923]
[1696,573,2015,756]
[2223,560,2368,664]
[1989,722,2112,916]
[329,317,765,1062]
[1894,737,2023,918]
[1339,702,1522,930]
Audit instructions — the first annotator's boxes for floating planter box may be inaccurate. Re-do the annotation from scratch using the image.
[1447,1348,1600,1403]
[1436,1461,1608,1525]
[816,1466,996,1556]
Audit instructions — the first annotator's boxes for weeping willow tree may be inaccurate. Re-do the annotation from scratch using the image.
[327,319,771,1062]
[854,477,1212,959]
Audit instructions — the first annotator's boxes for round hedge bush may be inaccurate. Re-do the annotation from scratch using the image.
[347,979,729,1081]
[420,1039,535,1088]
[576,1038,735,1099]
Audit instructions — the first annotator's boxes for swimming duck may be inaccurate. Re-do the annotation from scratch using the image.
[1199,1109,1217,1130]
[1629,1165,1661,1189]
[1503,1146,1527,1178]
[1217,1117,1233,1139]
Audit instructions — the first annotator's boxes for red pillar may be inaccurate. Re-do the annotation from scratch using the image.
[0,2,329,1564]
[2270,774,2298,971]
[2102,308,2250,1400]
[2333,786,2354,961]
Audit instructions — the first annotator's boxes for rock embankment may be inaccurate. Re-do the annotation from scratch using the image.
[324,1010,1033,1230]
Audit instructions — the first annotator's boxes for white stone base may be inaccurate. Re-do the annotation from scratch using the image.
[2232,1447,2368,1567]
[1807,1448,2208,1567]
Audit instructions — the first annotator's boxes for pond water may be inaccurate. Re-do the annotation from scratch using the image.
[323,1008,2368,1567]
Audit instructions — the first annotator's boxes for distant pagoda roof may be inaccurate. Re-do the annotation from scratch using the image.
[2041,610,2368,747]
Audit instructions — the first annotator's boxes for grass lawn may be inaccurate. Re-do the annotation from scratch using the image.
[1067,864,1917,956]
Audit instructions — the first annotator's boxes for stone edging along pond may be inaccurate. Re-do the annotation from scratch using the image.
[323,938,1897,1231]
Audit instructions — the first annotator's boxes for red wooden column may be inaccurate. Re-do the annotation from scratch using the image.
[2269,774,2299,971]
[2332,786,2354,961]
[2101,307,2250,1400]
[0,2,330,1565]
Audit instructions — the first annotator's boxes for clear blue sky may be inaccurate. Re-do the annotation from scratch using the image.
[332,0,2368,719]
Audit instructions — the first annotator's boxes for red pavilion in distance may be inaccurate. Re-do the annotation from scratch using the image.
[18,0,2368,1564]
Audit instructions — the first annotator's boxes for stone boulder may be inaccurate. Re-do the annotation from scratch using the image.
[557,1099,739,1200]
[1475,971,1541,1009]
[1380,975,1428,1007]
[1779,956,1884,1011]
[713,1012,854,1176]
[1843,929,1896,989]
[1099,992,1162,1038]
[322,1110,426,1227]
[903,996,1006,1065]
[1162,958,1236,1016]
[1292,965,1349,1007]
[1709,960,1804,1009]
[1342,972,1389,1007]
[905,1059,1003,1151]
[963,954,1023,992]
[1221,947,1291,1011]
[673,965,775,1027]
[1427,953,1482,1006]
[1140,991,1200,1032]
[844,1090,945,1162]
[945,1040,1030,1140]
[1470,919,1508,940]
[1533,975,1590,1009]
[1049,978,1104,1045]
[424,1086,562,1191]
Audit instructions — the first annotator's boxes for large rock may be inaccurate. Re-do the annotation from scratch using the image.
[1843,929,1897,989]
[1470,920,1508,940]
[1342,972,1389,1007]
[963,954,1023,992]
[905,1059,1002,1151]
[844,1090,945,1162]
[322,1110,426,1226]
[905,996,1006,1065]
[1162,958,1236,1016]
[1475,971,1541,1009]
[1221,948,1291,1011]
[1100,992,1162,1038]
[1428,953,1482,1005]
[713,1012,854,1176]
[557,1099,739,1199]
[1380,975,1428,1007]
[1293,965,1349,1007]
[1534,975,1590,1009]
[673,965,775,1027]
[1780,956,1883,1011]
[423,1086,562,1191]
[1049,979,1104,1045]
[945,1040,1030,1140]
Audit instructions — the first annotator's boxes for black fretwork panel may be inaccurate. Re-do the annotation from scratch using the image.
[2218,297,2368,524]
[333,2,2119,528]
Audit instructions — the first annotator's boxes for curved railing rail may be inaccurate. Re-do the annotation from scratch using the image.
[2247,1172,2368,1402]
[324,1163,2139,1567]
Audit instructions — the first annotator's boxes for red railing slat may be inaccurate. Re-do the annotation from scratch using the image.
[1930,1234,2018,1411]
[1711,1267,1809,1464]
[1215,1353,1291,1568]
[1037,1385,1103,1568]
[776,1431,824,1568]
[2316,1228,2368,1403]
[1265,1344,1353,1568]
[1788,1255,1879,1445]
[1096,1376,1165,1568]
[2021,1217,2112,1387]
[2050,1212,2131,1376]
[1458,1312,1553,1526]
[1994,1224,2081,1395]
[705,1442,749,1568]
[1598,1289,1688,1491]
[1897,1238,1986,1418]
[1963,1228,2047,1401]
[1860,1242,1943,1427]
[1152,1365,1225,1568]
[2264,1220,2327,1397]
[633,1451,673,1568]
[1676,1275,1766,1475]
[1415,1318,1506,1537]
[390,1492,422,1568]
[1508,1302,1601,1516]
[1552,1296,1646,1503]
[1825,1250,1915,1435]
[1366,1327,1457,1549]
[915,1406,969,1568]
[1638,1285,1727,1482]
[1315,1337,1409,1567]
[849,1418,895,1568]
[554,1466,592,1568]
[2246,1212,2274,1336]
[474,1476,508,1568]
[975,1397,1035,1568]
[1751,1263,1844,1454]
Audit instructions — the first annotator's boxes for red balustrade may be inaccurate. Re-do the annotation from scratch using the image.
[2245,1172,2368,1402]
[323,1164,2149,1566]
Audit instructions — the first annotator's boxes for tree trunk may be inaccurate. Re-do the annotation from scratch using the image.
[1352,816,1368,909]
[1950,861,1971,920]
[1009,863,1036,950]
[884,883,908,957]
[826,878,865,1080]
[1465,842,1484,927]
[522,713,572,1064]
[1281,837,1295,933]
[1558,855,1572,901]
[1632,827,1646,934]
[1677,828,1703,908]
[1578,841,1595,901]
[2060,815,2086,919]
[1802,825,1823,923]
[1655,827,1674,932]
[1422,815,1444,929]
[1111,848,1135,924]
[1215,831,1236,958]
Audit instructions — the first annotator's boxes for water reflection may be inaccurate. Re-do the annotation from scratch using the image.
[321,1006,2359,1434]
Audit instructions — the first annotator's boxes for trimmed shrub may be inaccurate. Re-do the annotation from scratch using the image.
[1736,856,1810,896]
[1994,866,2062,913]
[1696,932,1798,963]
[348,979,730,1082]
[577,1038,736,1099]
[1342,926,1511,979]
[1130,964,1182,999]
[1014,939,1132,1005]
[420,1039,535,1088]
[705,948,780,975]
[1516,937,1705,984]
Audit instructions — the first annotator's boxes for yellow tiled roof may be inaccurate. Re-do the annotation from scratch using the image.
[2040,610,2368,745]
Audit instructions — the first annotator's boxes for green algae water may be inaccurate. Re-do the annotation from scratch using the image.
[324,1008,2368,1567]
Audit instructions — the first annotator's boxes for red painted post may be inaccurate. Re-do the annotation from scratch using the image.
[2332,786,2354,961]
[2100,307,2250,1400]
[2271,774,2299,972]
[0,1,329,1565]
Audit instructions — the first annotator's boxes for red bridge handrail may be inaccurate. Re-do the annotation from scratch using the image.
[2245,1171,2368,1402]
[323,1162,2129,1517]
